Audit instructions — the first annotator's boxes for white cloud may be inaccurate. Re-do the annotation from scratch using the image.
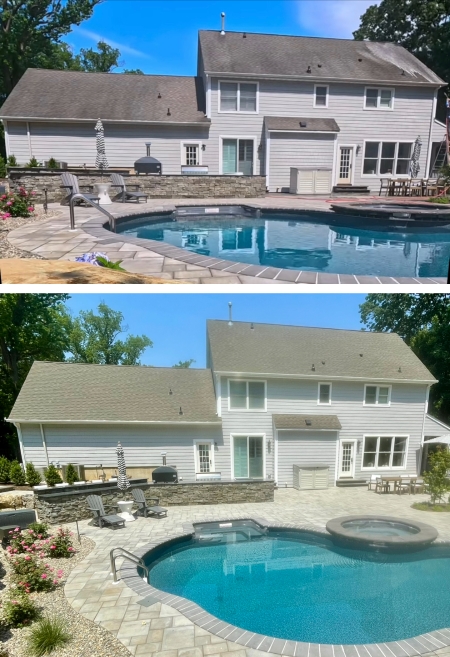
[297,0,381,39]
[76,28,149,58]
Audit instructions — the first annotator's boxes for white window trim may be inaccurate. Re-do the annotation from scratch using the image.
[230,433,266,480]
[180,141,202,166]
[318,382,332,405]
[218,80,259,114]
[363,87,395,111]
[228,379,267,412]
[193,439,215,473]
[363,384,392,407]
[361,139,413,178]
[361,434,409,471]
[314,84,329,108]
[219,135,258,175]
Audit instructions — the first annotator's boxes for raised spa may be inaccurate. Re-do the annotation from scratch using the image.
[142,519,449,645]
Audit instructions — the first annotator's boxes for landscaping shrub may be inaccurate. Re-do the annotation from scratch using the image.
[46,527,75,559]
[26,462,42,487]
[43,464,62,487]
[0,188,35,219]
[26,156,40,168]
[0,457,10,483]
[429,196,450,204]
[28,522,50,539]
[1,588,40,628]
[46,158,58,170]
[9,556,59,593]
[0,155,6,179]
[64,463,79,485]
[423,448,450,504]
[9,460,26,486]
[7,154,17,166]
[28,616,71,657]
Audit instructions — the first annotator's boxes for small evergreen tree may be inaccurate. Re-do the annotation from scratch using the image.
[46,157,58,170]
[65,464,79,485]
[7,154,18,166]
[26,462,43,487]
[0,456,11,483]
[44,464,63,487]
[26,156,40,168]
[9,460,26,486]
[423,448,450,504]
[0,155,6,178]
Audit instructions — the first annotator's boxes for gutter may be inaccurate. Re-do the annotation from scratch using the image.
[213,371,437,384]
[6,419,222,425]
[0,116,211,126]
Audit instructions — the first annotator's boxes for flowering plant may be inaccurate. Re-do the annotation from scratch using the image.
[9,556,59,592]
[75,252,125,271]
[0,188,35,219]
[46,527,75,559]
[7,527,42,555]
[1,588,39,627]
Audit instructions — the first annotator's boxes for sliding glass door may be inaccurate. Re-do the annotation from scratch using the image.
[233,435,264,479]
[222,139,254,175]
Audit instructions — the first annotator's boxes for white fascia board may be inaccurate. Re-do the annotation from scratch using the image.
[0,116,210,126]
[213,371,436,384]
[6,418,222,425]
[275,428,340,432]
[203,71,444,88]
[267,129,339,134]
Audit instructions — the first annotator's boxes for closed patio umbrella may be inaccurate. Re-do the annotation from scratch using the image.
[409,136,422,178]
[116,441,130,495]
[95,118,109,176]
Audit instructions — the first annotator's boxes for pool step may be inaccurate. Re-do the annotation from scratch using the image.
[336,479,368,487]
[332,185,370,194]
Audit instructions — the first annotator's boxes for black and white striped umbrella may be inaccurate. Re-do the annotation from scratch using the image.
[409,136,422,178]
[116,442,130,493]
[95,118,109,171]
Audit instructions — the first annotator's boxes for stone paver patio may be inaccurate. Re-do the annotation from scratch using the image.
[7,196,448,284]
[64,487,450,657]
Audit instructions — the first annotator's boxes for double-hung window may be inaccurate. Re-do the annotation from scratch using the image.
[362,436,408,469]
[229,380,266,410]
[318,383,332,404]
[364,385,391,406]
[363,142,413,176]
[314,85,328,107]
[364,88,394,110]
[219,82,258,113]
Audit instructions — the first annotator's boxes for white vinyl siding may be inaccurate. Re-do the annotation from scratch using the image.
[269,132,335,192]
[6,121,30,163]
[277,431,337,487]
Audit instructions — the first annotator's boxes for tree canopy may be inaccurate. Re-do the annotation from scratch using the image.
[360,294,450,424]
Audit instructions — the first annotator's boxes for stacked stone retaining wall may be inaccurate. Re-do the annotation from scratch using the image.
[9,171,267,203]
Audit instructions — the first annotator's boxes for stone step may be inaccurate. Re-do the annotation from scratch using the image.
[336,479,368,487]
[332,185,370,194]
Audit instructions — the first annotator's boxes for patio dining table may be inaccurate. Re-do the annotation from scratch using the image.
[379,475,421,494]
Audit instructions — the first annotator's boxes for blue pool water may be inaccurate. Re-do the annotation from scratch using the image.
[145,532,450,644]
[117,212,450,278]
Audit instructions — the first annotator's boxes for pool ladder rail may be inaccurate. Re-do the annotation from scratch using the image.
[110,547,149,584]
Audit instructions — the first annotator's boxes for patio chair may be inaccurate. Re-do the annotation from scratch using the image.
[410,477,425,494]
[368,475,381,491]
[131,488,167,518]
[60,172,100,206]
[379,179,391,196]
[110,173,148,203]
[397,475,412,494]
[86,495,126,529]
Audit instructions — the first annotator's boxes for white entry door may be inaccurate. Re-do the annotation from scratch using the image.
[339,440,356,478]
[338,147,353,184]
[195,442,215,473]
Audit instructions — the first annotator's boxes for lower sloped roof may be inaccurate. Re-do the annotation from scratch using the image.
[273,415,341,430]
[8,361,220,424]
[265,117,340,132]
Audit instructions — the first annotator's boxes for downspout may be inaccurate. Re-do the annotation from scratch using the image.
[40,424,50,467]
[26,122,32,159]
[265,126,270,191]
[3,120,10,158]
[216,374,222,417]
[419,384,431,474]
[274,425,278,486]
[14,422,26,465]
[206,74,211,119]
[425,89,438,177]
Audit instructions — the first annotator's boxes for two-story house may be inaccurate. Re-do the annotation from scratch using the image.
[7,319,449,487]
[0,27,447,193]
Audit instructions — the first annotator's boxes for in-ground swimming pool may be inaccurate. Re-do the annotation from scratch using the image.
[144,528,450,645]
[117,208,450,278]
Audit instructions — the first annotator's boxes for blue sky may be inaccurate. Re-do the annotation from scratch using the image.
[67,1,378,75]
[65,293,367,367]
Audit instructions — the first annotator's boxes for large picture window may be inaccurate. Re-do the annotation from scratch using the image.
[219,82,258,113]
[363,142,412,176]
[362,436,408,469]
[229,380,266,410]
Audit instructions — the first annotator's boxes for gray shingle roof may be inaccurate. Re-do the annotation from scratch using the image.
[207,320,436,383]
[199,31,444,85]
[0,69,209,123]
[8,362,220,423]
[265,117,339,132]
[273,415,342,430]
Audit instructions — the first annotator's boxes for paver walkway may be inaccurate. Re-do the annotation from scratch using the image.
[64,487,450,657]
[7,197,447,284]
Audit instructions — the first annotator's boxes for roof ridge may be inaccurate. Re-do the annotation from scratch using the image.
[25,69,199,80]
[198,29,401,45]
[206,319,397,336]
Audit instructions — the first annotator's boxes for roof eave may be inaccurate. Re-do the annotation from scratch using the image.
[203,71,445,87]
[0,116,210,125]
[214,370,437,384]
[7,418,222,425]
[267,129,339,134]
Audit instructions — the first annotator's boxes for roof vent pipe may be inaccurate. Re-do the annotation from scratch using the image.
[228,301,233,326]
[220,12,225,35]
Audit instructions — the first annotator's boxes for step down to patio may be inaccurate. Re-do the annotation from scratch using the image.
[336,479,368,487]
[332,185,370,194]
